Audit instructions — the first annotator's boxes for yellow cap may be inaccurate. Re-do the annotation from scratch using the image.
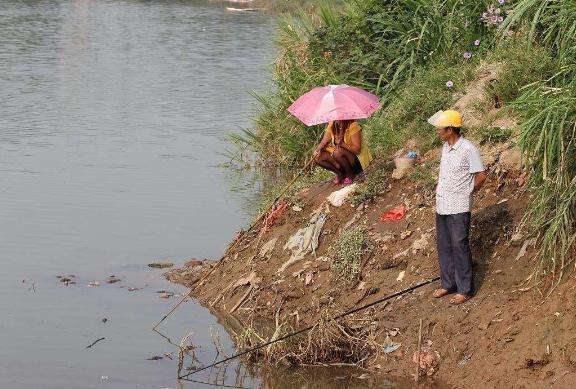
[427,110,462,128]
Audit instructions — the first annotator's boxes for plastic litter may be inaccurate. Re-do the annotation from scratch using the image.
[380,204,407,221]
[280,205,328,272]
[261,201,288,234]
[327,184,357,207]
[383,335,402,353]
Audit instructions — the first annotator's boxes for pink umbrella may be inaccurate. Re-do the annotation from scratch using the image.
[287,84,381,126]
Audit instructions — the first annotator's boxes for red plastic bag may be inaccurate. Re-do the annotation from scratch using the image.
[380,204,407,221]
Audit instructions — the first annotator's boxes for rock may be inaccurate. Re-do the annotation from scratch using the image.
[400,230,412,240]
[284,290,303,300]
[373,232,395,243]
[510,232,524,247]
[499,146,522,171]
[316,261,330,271]
[148,262,174,269]
[411,233,431,253]
[396,270,405,282]
[514,238,537,261]
[185,259,203,267]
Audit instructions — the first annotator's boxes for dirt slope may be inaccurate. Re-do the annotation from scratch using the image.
[166,143,576,388]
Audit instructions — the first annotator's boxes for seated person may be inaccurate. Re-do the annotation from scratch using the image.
[313,120,372,184]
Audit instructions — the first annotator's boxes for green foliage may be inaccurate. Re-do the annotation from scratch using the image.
[330,227,368,284]
[511,64,576,285]
[309,0,490,93]
[471,126,513,144]
[485,40,558,105]
[501,0,576,63]
[369,59,477,156]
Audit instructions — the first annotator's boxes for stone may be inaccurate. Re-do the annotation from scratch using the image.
[316,261,330,271]
[510,232,524,247]
[185,259,203,267]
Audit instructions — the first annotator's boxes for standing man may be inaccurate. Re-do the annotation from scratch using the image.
[428,110,487,304]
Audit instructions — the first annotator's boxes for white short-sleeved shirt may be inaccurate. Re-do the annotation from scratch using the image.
[436,137,485,215]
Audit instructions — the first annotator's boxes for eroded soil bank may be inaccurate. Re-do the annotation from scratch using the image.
[167,145,576,389]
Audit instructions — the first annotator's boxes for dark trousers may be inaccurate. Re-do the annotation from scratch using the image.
[436,212,474,295]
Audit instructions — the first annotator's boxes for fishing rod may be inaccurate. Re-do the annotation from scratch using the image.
[179,276,440,379]
[153,157,315,331]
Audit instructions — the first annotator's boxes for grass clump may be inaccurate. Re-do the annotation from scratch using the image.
[512,65,576,288]
[471,126,513,144]
[329,227,367,284]
[351,166,390,206]
[233,311,382,368]
[484,41,558,106]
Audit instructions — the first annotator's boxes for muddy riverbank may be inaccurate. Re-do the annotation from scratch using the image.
[168,144,576,388]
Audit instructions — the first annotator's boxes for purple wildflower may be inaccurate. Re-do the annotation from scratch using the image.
[498,16,504,22]
[463,52,472,60]
[506,30,514,37]
[446,80,454,88]
[498,0,505,4]
[495,8,501,14]
[474,39,481,46]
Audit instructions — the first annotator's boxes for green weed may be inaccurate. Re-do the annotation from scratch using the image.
[330,227,368,284]
[511,64,576,288]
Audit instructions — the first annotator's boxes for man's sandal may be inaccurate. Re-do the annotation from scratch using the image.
[449,294,471,305]
[433,288,451,298]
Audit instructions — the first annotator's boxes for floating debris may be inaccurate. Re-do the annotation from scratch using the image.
[88,281,100,287]
[157,290,174,299]
[86,337,105,349]
[148,262,174,269]
[107,275,121,284]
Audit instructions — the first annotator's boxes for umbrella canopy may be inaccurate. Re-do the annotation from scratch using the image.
[288,84,381,126]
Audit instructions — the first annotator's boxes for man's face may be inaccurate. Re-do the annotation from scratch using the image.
[436,127,451,142]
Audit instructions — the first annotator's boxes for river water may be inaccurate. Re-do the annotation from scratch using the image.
[0,1,273,388]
